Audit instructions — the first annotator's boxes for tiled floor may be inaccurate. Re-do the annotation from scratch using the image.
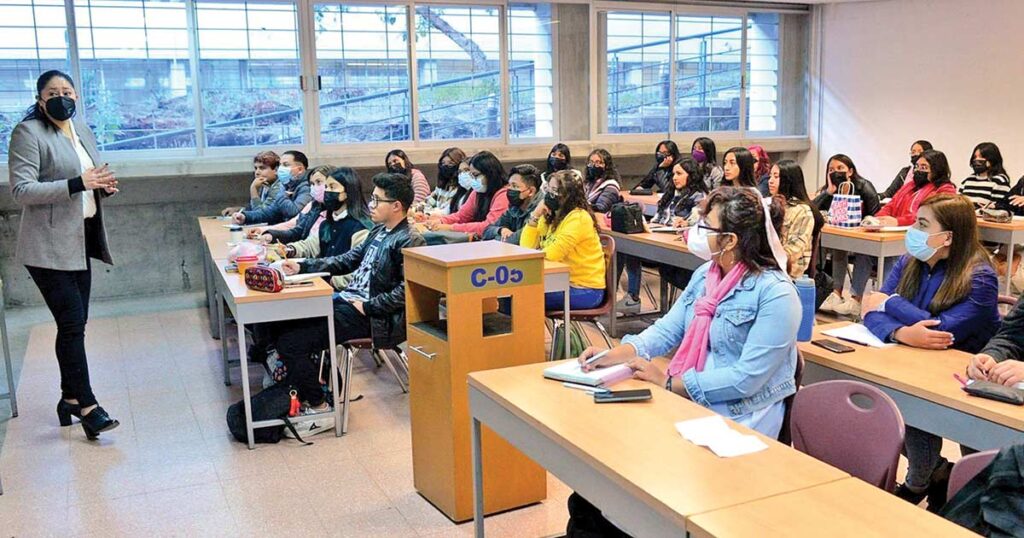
[0,296,572,537]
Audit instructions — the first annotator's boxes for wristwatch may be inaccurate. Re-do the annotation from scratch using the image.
[665,375,674,393]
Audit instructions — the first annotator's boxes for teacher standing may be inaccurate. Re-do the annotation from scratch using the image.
[8,70,120,440]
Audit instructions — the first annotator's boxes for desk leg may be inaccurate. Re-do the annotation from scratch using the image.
[237,320,255,449]
[327,310,342,437]
[204,245,220,340]
[218,294,230,386]
[876,253,885,293]
[341,345,354,434]
[1004,239,1014,296]
[659,278,669,315]
[609,253,619,338]
[471,416,485,538]
[563,287,570,360]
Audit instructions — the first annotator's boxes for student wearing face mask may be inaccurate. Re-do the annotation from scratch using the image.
[861,194,999,512]
[233,150,312,225]
[691,137,724,190]
[426,151,510,237]
[222,151,284,216]
[420,147,467,217]
[542,143,572,186]
[869,150,957,227]
[959,142,1011,209]
[882,140,932,200]
[583,149,622,213]
[483,164,542,244]
[634,140,681,193]
[251,165,334,244]
[815,154,882,316]
[520,170,606,310]
[385,149,430,205]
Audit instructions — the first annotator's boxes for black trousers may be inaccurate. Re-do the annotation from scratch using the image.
[272,298,372,406]
[26,260,97,408]
[566,493,632,538]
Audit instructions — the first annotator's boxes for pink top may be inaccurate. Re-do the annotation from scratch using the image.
[410,168,430,205]
[440,186,511,236]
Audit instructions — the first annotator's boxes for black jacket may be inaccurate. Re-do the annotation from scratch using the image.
[482,193,541,244]
[266,203,322,244]
[637,165,672,192]
[300,220,425,349]
[941,444,1024,536]
[882,167,911,200]
[317,214,373,258]
[996,176,1024,216]
[981,293,1024,362]
[813,176,881,217]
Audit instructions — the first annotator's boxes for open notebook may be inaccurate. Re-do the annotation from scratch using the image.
[284,272,330,285]
[543,361,633,387]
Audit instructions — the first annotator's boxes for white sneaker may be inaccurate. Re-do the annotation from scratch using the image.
[832,297,862,317]
[819,293,844,313]
[616,295,641,313]
[284,407,335,439]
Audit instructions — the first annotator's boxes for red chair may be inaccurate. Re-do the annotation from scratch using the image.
[791,380,905,491]
[545,235,617,356]
[947,449,999,500]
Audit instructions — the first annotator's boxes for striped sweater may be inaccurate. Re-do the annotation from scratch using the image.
[959,173,1011,207]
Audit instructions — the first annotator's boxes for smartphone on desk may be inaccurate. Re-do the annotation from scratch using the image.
[594,389,652,403]
[811,339,855,354]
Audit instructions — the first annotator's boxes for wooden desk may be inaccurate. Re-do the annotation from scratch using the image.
[687,477,976,537]
[468,361,849,537]
[819,225,907,286]
[977,218,1024,294]
[621,192,662,216]
[198,216,233,338]
[801,322,1024,450]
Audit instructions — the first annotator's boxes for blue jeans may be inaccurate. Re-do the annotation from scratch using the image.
[831,251,897,297]
[617,254,642,298]
[904,426,944,489]
[545,287,605,311]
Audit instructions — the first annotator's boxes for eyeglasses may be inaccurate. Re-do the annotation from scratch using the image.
[369,195,397,208]
[696,220,723,234]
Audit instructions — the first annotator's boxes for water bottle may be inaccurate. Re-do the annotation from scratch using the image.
[795,275,816,342]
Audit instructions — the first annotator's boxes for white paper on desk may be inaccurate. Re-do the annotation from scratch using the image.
[674,416,768,457]
[284,272,330,284]
[822,323,894,348]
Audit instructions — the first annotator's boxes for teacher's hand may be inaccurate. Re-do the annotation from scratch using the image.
[83,164,116,190]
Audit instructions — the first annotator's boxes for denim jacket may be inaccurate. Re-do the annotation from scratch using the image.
[622,261,799,419]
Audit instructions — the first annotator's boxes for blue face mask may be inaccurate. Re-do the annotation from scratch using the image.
[470,176,486,193]
[458,171,474,190]
[277,165,292,183]
[904,228,947,262]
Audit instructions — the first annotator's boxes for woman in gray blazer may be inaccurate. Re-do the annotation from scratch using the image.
[8,70,120,439]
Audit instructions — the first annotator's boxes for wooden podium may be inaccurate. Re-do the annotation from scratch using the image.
[403,242,548,522]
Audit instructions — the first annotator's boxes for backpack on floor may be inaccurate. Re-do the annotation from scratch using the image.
[551,322,587,361]
[226,383,310,445]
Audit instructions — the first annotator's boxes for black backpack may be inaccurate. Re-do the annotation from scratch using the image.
[226,383,310,445]
[610,202,645,234]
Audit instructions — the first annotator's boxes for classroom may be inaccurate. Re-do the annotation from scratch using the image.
[1,0,1022,535]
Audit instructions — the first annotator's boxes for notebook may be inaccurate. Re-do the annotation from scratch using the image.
[822,323,893,348]
[543,361,633,387]
[284,272,330,284]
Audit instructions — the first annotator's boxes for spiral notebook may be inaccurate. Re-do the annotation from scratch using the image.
[543,361,633,387]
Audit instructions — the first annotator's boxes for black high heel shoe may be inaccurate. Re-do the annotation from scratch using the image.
[80,406,119,440]
[57,400,82,427]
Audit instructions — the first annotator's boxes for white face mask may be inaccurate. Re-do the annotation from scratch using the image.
[687,221,725,261]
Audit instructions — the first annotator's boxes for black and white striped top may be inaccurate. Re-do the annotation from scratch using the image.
[959,173,1011,207]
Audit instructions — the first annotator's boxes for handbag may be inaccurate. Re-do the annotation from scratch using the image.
[244,265,286,293]
[827,181,863,228]
[981,209,1012,223]
[610,202,645,234]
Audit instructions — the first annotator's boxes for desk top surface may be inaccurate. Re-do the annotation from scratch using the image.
[212,258,333,303]
[687,477,976,537]
[598,222,692,253]
[820,225,908,242]
[622,192,662,207]
[801,322,1024,431]
[468,361,848,526]
[404,241,543,267]
[544,260,570,274]
[976,217,1024,232]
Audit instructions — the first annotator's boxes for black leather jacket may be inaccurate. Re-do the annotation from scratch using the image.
[942,444,1024,536]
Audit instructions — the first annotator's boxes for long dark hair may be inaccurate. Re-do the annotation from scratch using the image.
[702,186,785,273]
[913,140,934,153]
[546,169,598,231]
[692,137,718,165]
[656,140,682,166]
[385,149,414,174]
[328,167,371,223]
[437,147,466,189]
[547,143,572,173]
[825,154,866,189]
[919,149,952,187]
[658,158,707,213]
[468,151,508,222]
[724,146,757,188]
[774,160,812,205]
[971,142,1009,179]
[587,148,621,183]
[23,70,75,130]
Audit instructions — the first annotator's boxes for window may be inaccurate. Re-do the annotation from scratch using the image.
[0,0,70,156]
[195,0,303,147]
[600,11,671,135]
[75,0,194,151]
[675,14,742,132]
[314,4,411,144]
[508,3,553,139]
[415,5,501,140]
[746,12,779,133]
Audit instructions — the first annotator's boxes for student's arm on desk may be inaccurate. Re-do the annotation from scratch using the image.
[681,280,799,407]
[982,295,1024,365]
[300,234,366,276]
[620,267,703,361]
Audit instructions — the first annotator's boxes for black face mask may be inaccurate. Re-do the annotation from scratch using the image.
[323,191,345,212]
[543,192,561,213]
[829,171,847,185]
[388,164,407,175]
[45,96,76,121]
[655,152,667,165]
[548,156,567,171]
[438,163,457,182]
[507,189,525,206]
[586,165,605,181]
[913,170,930,189]
[971,160,988,175]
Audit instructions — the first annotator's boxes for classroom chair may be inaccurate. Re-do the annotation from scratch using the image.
[776,351,805,446]
[545,234,616,359]
[791,380,905,492]
[947,449,999,500]
[337,338,409,434]
[0,278,17,418]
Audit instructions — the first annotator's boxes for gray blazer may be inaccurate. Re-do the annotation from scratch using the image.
[8,116,113,271]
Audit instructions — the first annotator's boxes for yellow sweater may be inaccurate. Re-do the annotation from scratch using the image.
[520,208,605,290]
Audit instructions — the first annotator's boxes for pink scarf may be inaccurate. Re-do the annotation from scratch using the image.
[667,262,749,377]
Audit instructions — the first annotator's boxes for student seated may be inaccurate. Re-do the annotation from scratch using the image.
[996,175,1024,216]
[386,148,430,205]
[583,149,622,213]
[750,144,772,196]
[424,151,509,238]
[861,194,999,511]
[419,147,466,217]
[882,140,932,200]
[815,154,882,315]
[722,146,759,188]
[482,164,542,244]
[567,187,798,536]
[221,150,284,216]
[542,142,572,186]
[270,173,424,435]
[520,169,606,311]
[769,160,822,278]
[993,247,1024,297]
[691,136,724,190]
[634,140,680,193]
[233,150,312,225]
[249,165,333,244]
[959,142,1011,209]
